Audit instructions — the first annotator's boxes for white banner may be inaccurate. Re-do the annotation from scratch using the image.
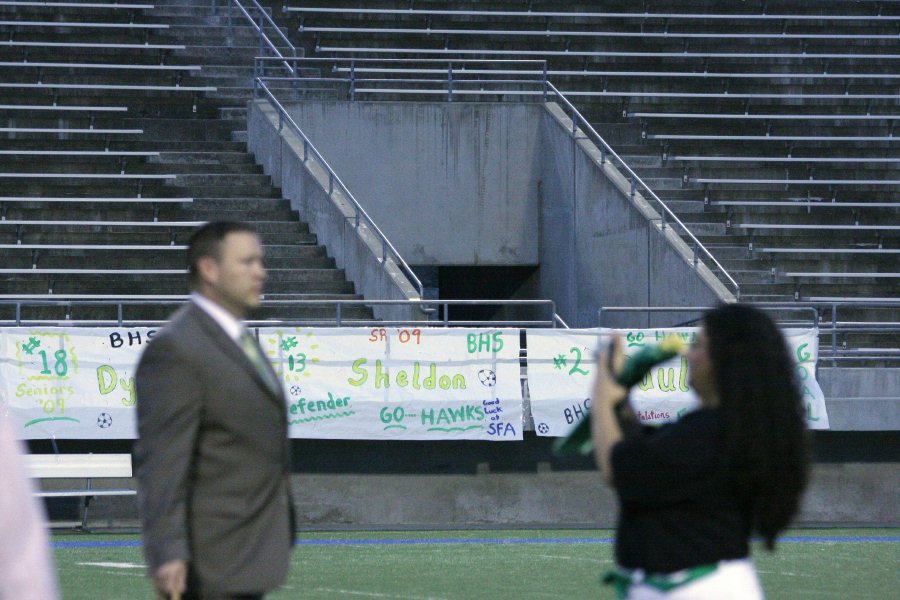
[0,326,826,440]
[526,327,829,438]
[0,327,523,441]
[258,327,523,441]
[0,327,156,439]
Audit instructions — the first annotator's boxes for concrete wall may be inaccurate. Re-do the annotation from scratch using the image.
[248,99,731,329]
[290,463,899,527]
[247,100,423,323]
[77,461,899,529]
[818,367,900,430]
[277,101,543,266]
[538,103,733,328]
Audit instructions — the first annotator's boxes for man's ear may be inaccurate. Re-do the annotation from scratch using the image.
[195,255,218,285]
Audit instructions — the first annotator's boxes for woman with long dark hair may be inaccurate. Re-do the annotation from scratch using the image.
[592,304,810,599]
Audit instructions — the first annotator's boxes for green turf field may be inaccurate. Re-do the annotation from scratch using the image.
[54,528,899,599]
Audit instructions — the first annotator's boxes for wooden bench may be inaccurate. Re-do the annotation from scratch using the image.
[26,453,135,530]
[0,19,168,30]
[0,61,201,72]
[0,127,142,135]
[333,66,900,82]
[780,271,900,279]
[758,247,900,254]
[735,223,900,231]
[0,195,189,202]
[675,157,900,164]
[713,201,900,208]
[632,112,900,121]
[0,40,186,50]
[318,44,900,61]
[0,104,128,113]
[0,268,187,274]
[0,1,153,10]
[301,25,900,43]
[286,6,900,22]
[0,82,217,93]
[0,173,175,180]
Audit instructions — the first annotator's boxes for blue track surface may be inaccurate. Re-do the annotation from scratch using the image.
[52,535,900,549]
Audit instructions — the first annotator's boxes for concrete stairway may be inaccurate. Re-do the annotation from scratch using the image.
[0,0,370,324]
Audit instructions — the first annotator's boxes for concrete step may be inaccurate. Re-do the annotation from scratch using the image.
[0,230,319,246]
[0,278,356,295]
[15,253,336,271]
[152,151,256,165]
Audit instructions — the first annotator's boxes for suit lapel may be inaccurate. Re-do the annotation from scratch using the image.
[189,304,284,405]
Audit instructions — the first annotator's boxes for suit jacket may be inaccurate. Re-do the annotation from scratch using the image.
[134,302,293,595]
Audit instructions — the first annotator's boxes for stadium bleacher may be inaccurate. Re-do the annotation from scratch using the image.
[280,0,899,354]
[0,0,371,325]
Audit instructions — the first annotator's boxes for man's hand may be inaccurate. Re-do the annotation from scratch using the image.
[153,559,187,599]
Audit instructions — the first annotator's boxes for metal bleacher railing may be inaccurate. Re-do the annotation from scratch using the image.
[250,55,742,301]
[0,298,568,329]
[599,304,900,365]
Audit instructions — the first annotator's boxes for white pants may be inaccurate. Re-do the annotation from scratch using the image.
[624,559,764,600]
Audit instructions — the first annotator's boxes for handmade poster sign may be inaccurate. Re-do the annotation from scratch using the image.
[527,327,829,439]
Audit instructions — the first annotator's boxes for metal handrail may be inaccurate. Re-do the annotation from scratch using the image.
[252,77,425,299]
[0,298,563,328]
[218,0,297,75]
[542,81,741,299]
[210,3,427,303]
[597,303,900,363]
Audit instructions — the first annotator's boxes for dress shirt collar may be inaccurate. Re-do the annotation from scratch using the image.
[190,292,244,342]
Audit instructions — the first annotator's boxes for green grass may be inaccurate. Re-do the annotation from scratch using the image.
[53,529,900,600]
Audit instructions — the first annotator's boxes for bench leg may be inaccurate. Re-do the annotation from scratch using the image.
[79,478,94,532]
[79,495,94,532]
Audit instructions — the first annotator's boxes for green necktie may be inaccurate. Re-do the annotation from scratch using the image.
[239,330,281,394]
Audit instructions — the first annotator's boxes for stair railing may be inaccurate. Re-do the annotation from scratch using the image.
[216,0,299,76]
[212,1,426,302]
[542,81,741,300]
[253,77,426,300]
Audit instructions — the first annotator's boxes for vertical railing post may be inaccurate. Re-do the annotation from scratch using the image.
[227,0,232,30]
[258,14,265,57]
[350,60,356,101]
[211,0,217,16]
[542,61,548,101]
[328,172,334,195]
[447,61,453,102]
[118,303,124,326]
[303,138,308,161]
[831,303,838,367]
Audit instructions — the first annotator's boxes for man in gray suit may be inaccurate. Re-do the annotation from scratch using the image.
[134,221,294,600]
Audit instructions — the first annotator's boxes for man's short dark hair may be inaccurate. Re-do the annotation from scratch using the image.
[187,221,258,285]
